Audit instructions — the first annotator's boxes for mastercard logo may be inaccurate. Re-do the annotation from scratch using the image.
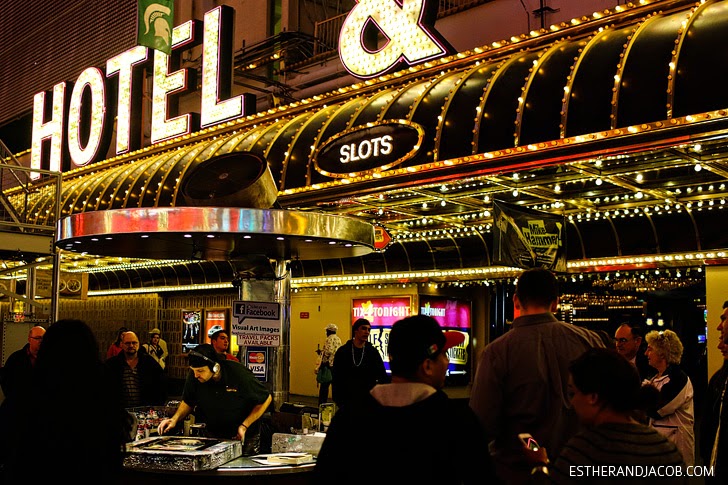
[250,352,265,363]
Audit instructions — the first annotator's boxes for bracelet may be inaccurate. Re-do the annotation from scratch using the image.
[241,423,248,430]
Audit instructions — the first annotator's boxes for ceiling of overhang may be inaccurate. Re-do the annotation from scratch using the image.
[5,0,728,289]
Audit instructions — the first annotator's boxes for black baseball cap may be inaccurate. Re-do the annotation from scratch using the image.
[388,315,464,371]
[189,344,220,370]
[352,318,370,331]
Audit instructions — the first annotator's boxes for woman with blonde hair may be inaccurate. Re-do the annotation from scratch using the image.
[643,329,695,465]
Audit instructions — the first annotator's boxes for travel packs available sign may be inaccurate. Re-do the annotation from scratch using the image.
[232,300,281,347]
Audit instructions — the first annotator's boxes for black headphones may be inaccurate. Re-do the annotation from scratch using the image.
[189,350,221,374]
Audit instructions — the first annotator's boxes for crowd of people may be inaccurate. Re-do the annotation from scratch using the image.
[0,321,274,480]
[0,266,725,483]
[0,320,133,482]
[315,268,727,485]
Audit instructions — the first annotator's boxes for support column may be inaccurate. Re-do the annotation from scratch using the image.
[234,260,291,411]
[271,259,291,410]
[50,250,61,322]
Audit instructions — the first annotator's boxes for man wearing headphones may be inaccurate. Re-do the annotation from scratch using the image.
[157,344,272,454]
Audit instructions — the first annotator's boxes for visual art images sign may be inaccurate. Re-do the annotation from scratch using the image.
[232,300,281,347]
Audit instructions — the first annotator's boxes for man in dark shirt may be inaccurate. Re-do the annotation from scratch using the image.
[105,331,166,408]
[615,322,653,380]
[700,300,728,483]
[469,268,605,484]
[209,327,239,362]
[0,325,46,472]
[1,325,45,400]
[315,315,498,484]
[158,344,271,455]
[331,318,388,410]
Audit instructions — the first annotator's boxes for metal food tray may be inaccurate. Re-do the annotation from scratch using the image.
[124,436,242,472]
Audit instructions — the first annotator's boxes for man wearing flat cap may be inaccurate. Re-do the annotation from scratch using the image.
[315,315,498,484]
[317,323,342,406]
[331,318,387,410]
[158,344,271,455]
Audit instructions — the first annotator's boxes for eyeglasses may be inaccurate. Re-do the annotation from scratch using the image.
[614,338,631,344]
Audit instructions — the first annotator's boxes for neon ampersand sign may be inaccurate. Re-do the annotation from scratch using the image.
[339,0,454,79]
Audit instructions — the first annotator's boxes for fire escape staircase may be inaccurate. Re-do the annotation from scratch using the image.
[0,138,61,318]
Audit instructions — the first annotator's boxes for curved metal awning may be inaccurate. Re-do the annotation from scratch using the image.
[10,0,728,289]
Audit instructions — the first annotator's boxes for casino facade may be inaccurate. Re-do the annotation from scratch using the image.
[1,0,727,400]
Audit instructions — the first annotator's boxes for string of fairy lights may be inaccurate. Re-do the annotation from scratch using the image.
[0,245,716,297]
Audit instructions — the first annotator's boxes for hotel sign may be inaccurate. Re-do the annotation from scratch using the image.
[30,0,450,177]
[30,5,253,179]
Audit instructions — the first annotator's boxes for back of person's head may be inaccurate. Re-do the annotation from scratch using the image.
[645,329,684,364]
[37,319,102,382]
[569,347,640,413]
[388,315,464,378]
[27,319,129,478]
[515,268,558,309]
[189,343,221,370]
[595,329,613,347]
[115,326,129,343]
[325,323,338,335]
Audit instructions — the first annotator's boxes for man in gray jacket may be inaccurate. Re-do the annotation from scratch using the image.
[469,268,605,484]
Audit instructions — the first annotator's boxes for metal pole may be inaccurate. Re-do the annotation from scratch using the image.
[540,0,545,29]
[271,259,291,410]
[50,249,61,323]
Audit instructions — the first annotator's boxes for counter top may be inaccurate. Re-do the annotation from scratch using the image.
[217,456,315,474]
[122,455,315,484]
